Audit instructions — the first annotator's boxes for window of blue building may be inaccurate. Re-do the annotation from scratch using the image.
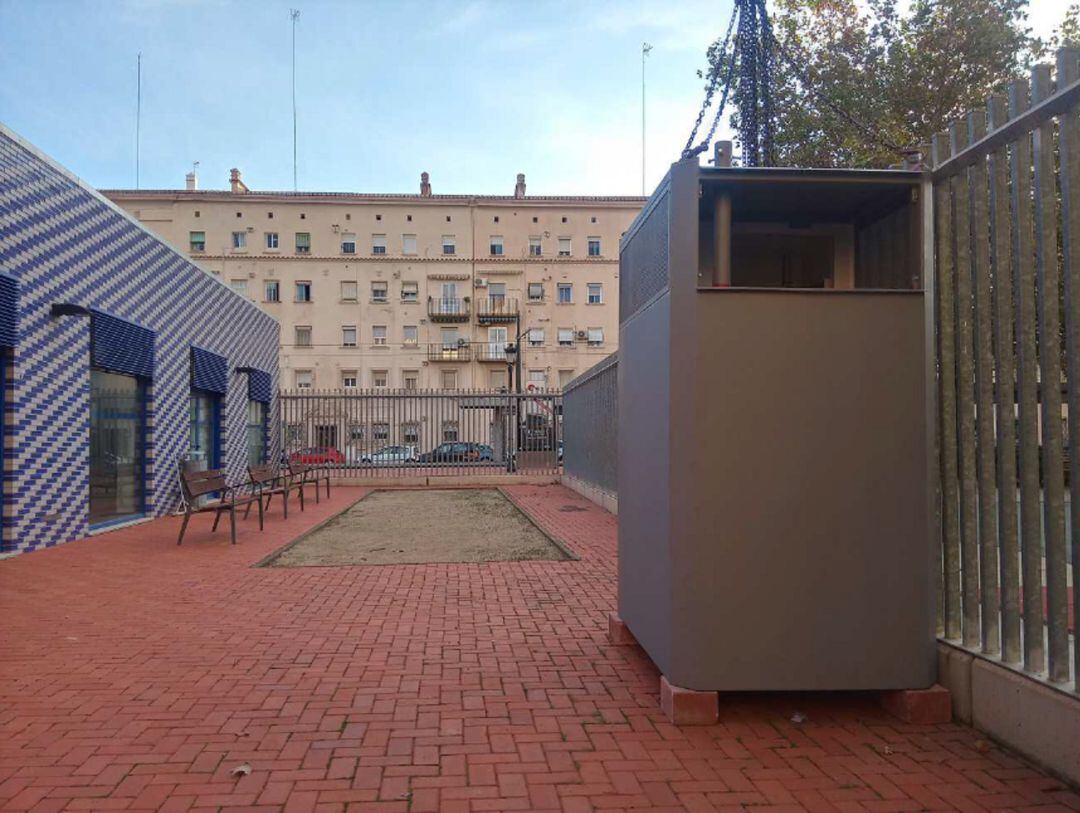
[244,368,272,466]
[87,311,154,528]
[189,347,228,471]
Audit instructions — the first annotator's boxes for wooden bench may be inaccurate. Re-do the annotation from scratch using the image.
[177,464,263,546]
[245,463,305,520]
[286,459,331,504]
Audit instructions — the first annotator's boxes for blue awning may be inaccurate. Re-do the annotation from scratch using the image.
[245,369,273,403]
[191,346,228,395]
[90,310,154,379]
[0,274,18,348]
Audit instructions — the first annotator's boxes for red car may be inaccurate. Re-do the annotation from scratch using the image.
[288,447,345,466]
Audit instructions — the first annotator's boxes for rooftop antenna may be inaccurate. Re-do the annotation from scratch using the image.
[136,52,142,188]
[290,9,301,192]
[641,42,652,196]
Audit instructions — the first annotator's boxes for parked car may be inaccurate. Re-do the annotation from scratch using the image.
[360,445,419,466]
[288,447,345,466]
[418,442,490,463]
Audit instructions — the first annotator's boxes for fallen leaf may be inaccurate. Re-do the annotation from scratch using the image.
[790,712,807,724]
[231,763,252,777]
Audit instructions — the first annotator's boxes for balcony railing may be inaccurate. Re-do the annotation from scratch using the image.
[426,343,471,362]
[428,297,470,322]
[475,343,510,363]
[475,297,519,324]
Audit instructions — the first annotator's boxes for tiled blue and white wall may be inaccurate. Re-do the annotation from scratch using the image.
[0,125,280,554]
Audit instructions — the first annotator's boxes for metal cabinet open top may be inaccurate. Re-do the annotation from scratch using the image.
[617,159,935,691]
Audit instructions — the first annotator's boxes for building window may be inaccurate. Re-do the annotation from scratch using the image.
[229,279,248,296]
[403,369,419,390]
[295,232,311,254]
[557,283,572,304]
[588,237,601,257]
[403,234,418,255]
[558,328,574,347]
[372,234,387,255]
[89,370,146,525]
[489,235,504,256]
[347,423,365,443]
[287,423,305,444]
[341,233,356,254]
[189,388,221,471]
[373,421,390,441]
[295,326,312,347]
[401,281,418,302]
[372,325,387,346]
[490,369,507,389]
[528,370,547,389]
[587,327,604,346]
[587,283,603,304]
[295,369,313,389]
[265,232,279,250]
[342,371,358,389]
[528,328,545,347]
[231,231,246,249]
[440,369,458,389]
[559,369,575,388]
[189,231,205,252]
[372,370,388,388]
[247,400,267,465]
[442,235,456,255]
[371,281,388,303]
[402,422,420,444]
[264,280,280,302]
[403,325,418,346]
[342,325,357,347]
[558,237,572,257]
[442,420,459,440]
[528,282,544,302]
[529,236,542,257]
[295,281,312,302]
[341,280,358,301]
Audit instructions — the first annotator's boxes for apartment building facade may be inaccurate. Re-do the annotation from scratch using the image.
[105,171,643,392]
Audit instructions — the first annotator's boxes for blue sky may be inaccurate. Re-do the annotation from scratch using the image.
[0,0,1068,197]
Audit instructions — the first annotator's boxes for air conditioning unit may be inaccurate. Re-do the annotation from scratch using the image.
[575,330,588,340]
[474,277,488,287]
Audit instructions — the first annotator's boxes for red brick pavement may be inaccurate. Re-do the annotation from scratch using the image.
[0,484,1075,812]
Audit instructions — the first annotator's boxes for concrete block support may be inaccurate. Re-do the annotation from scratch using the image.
[607,612,637,646]
[659,676,719,725]
[879,684,952,724]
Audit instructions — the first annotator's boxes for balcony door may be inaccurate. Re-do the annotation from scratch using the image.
[441,282,458,315]
[488,327,507,360]
[488,282,506,310]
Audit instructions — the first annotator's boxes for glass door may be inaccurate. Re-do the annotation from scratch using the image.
[247,400,267,466]
[488,326,507,360]
[89,370,145,526]
[188,391,220,471]
[441,282,458,314]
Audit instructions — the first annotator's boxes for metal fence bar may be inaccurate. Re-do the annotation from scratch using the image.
[1007,77,1046,676]
[933,131,962,641]
[968,109,1001,655]
[988,92,1022,665]
[1031,66,1070,684]
[1059,48,1080,692]
[950,119,982,650]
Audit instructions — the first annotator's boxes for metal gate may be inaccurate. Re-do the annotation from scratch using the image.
[279,389,563,478]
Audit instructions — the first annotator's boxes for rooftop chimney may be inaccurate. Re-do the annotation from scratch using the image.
[420,171,432,197]
[514,173,526,199]
[229,168,249,194]
[185,171,198,191]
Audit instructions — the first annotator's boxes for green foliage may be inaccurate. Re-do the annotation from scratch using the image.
[706,0,1041,167]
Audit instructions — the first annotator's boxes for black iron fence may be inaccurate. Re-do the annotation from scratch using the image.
[279,389,563,478]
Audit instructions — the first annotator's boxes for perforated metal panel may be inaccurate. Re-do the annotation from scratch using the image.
[191,346,228,395]
[562,353,617,494]
[619,188,670,324]
[0,274,17,348]
[90,310,155,379]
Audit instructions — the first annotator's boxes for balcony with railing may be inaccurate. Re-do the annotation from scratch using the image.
[474,343,510,363]
[426,342,471,362]
[475,297,519,324]
[428,297,470,323]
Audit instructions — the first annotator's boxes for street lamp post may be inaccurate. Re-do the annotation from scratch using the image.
[503,342,518,472]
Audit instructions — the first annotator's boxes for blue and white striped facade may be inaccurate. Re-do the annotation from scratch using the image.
[0,125,280,554]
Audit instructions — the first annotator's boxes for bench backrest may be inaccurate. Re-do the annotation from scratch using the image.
[248,464,280,486]
[180,466,228,501]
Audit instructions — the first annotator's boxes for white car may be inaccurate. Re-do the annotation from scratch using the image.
[359,445,419,466]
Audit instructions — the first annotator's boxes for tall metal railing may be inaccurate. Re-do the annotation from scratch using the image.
[279,388,562,478]
[930,48,1078,691]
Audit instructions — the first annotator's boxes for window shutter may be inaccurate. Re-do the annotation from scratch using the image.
[90,310,154,379]
[0,274,18,348]
[190,346,228,394]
